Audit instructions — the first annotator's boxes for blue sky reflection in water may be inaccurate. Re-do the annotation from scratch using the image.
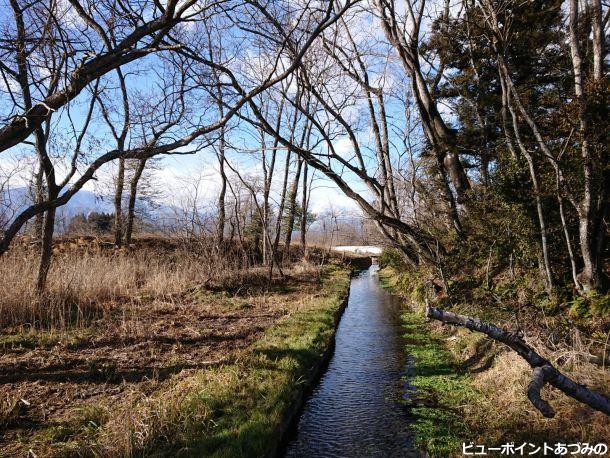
[284,266,420,458]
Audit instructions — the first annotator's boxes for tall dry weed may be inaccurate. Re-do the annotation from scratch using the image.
[0,239,268,330]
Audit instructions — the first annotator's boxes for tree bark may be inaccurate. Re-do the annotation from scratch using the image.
[300,162,308,256]
[30,163,44,240]
[216,126,227,245]
[434,151,464,237]
[111,68,129,247]
[591,0,604,81]
[503,74,554,289]
[373,0,469,237]
[273,150,291,257]
[36,205,56,293]
[113,157,125,247]
[125,159,147,247]
[215,76,227,245]
[567,0,604,293]
[283,157,303,262]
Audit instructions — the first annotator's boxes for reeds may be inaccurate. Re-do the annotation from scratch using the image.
[0,237,313,331]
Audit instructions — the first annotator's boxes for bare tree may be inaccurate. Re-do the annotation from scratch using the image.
[0,0,351,263]
[374,0,470,222]
[0,0,200,152]
[97,68,130,247]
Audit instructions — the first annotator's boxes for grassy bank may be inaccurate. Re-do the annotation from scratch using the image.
[112,265,351,457]
[0,242,351,457]
[400,310,477,456]
[379,267,610,457]
[379,269,477,456]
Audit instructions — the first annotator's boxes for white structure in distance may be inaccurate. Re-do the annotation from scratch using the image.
[332,246,383,256]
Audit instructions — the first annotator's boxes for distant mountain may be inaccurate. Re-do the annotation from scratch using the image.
[2,186,113,220]
[59,188,114,216]
[1,186,180,231]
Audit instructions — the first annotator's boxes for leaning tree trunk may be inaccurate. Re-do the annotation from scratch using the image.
[433,152,464,237]
[374,0,470,238]
[502,75,554,290]
[427,306,610,417]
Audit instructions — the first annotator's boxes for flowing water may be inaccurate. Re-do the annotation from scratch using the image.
[283,265,420,457]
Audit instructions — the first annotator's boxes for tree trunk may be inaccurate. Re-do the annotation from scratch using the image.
[283,157,303,262]
[113,157,125,247]
[434,152,464,237]
[568,0,604,293]
[215,78,227,245]
[516,134,554,290]
[36,205,56,293]
[33,164,44,240]
[577,217,602,292]
[496,58,554,290]
[216,128,227,245]
[300,162,308,256]
[591,0,604,82]
[273,150,291,257]
[411,64,471,202]
[374,0,470,224]
[125,159,146,248]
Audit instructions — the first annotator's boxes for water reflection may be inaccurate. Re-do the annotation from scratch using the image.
[283,267,420,457]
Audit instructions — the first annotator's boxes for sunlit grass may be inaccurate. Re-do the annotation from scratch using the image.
[92,265,351,456]
[400,310,478,456]
[380,267,610,457]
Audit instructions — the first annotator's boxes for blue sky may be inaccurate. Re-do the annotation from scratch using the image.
[0,0,441,222]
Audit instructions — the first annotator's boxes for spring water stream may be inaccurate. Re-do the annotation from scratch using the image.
[283,265,420,457]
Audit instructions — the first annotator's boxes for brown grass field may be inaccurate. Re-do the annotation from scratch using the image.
[0,237,336,456]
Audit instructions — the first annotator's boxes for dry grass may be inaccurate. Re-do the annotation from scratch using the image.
[0,237,339,456]
[1,249,183,330]
[0,237,305,331]
[87,266,350,457]
[444,326,610,447]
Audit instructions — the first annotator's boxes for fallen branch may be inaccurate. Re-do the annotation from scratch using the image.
[527,366,555,418]
[426,306,610,418]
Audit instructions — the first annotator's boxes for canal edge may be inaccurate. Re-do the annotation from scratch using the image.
[268,274,354,458]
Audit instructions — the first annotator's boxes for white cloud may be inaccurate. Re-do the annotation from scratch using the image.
[332,137,354,158]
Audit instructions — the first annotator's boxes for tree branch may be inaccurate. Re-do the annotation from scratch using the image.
[426,306,610,417]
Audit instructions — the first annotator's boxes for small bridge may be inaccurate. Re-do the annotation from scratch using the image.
[332,246,383,267]
[332,246,383,256]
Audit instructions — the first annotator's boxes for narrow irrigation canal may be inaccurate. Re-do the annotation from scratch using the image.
[283,265,420,457]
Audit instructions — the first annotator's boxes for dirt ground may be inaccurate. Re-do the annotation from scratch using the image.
[0,276,320,456]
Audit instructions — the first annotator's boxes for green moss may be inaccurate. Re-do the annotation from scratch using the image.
[566,291,610,319]
[379,266,479,457]
[588,292,610,317]
[568,296,589,318]
[379,266,428,310]
[401,310,478,457]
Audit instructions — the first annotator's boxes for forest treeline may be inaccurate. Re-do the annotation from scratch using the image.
[0,0,608,413]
